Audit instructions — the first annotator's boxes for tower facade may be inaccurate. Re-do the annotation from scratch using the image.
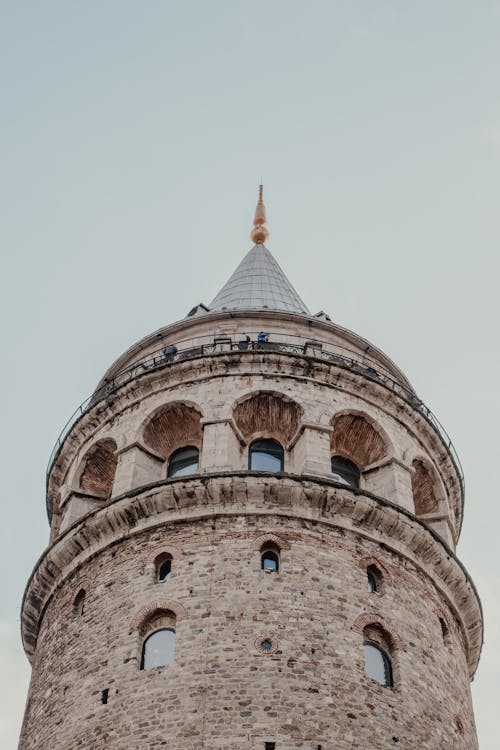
[20,191,482,749]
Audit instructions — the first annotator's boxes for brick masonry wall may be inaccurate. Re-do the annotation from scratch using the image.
[19,513,477,750]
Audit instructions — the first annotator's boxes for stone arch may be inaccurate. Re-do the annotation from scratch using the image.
[130,599,187,634]
[233,390,303,447]
[330,411,389,469]
[146,544,181,565]
[411,457,441,515]
[358,556,391,582]
[352,613,404,651]
[252,532,291,551]
[142,402,203,460]
[78,438,117,499]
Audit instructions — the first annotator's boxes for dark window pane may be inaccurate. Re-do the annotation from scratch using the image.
[262,551,279,572]
[141,628,176,670]
[158,559,172,582]
[168,446,199,477]
[331,456,360,488]
[249,440,284,471]
[367,570,377,593]
[364,642,392,687]
[261,639,272,651]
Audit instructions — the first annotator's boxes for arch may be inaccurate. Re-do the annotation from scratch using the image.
[143,402,202,460]
[249,438,284,472]
[352,613,404,651]
[330,412,389,468]
[252,533,290,551]
[233,391,303,446]
[358,556,391,582]
[411,458,440,515]
[78,438,117,499]
[130,599,187,633]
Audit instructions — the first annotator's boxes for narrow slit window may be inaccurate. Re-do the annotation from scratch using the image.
[157,555,172,583]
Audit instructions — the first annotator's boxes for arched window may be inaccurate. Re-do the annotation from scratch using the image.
[167,446,199,478]
[156,554,173,583]
[331,456,360,488]
[73,589,86,618]
[261,542,280,573]
[141,628,176,670]
[364,642,393,687]
[249,439,284,472]
[367,564,382,594]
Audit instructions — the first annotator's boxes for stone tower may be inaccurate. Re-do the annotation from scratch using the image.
[20,189,482,749]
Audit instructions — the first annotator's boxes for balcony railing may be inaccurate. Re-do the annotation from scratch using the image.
[46,335,464,494]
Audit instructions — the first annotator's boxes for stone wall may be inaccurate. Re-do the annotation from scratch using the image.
[19,511,477,750]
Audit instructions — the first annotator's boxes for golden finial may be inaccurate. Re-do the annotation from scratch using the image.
[250,184,269,245]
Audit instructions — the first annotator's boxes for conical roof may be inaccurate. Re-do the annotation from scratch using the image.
[209,243,310,314]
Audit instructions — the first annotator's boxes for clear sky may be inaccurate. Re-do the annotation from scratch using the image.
[1,1,499,747]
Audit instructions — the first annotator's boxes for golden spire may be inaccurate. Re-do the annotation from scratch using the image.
[250,184,269,245]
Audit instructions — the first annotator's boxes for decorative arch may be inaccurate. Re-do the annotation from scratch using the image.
[233,391,303,446]
[411,458,440,515]
[252,532,290,551]
[143,402,202,460]
[330,412,389,468]
[358,556,391,582]
[78,438,117,498]
[130,599,187,634]
[352,613,404,651]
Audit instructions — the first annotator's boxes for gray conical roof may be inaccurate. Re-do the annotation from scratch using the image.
[209,244,310,314]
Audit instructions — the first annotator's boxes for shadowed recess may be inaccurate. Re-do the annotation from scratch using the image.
[330,414,387,468]
[412,459,439,515]
[79,438,117,498]
[143,403,202,460]
[233,392,302,445]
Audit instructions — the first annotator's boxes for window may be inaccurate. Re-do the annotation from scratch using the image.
[249,439,284,471]
[167,446,199,478]
[261,541,280,573]
[262,550,279,572]
[367,564,382,594]
[265,744,276,750]
[141,628,176,670]
[364,642,393,687]
[156,554,172,583]
[331,456,360,488]
[73,589,86,617]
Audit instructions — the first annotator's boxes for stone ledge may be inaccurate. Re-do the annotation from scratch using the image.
[25,472,482,676]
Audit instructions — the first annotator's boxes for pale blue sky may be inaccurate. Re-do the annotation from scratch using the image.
[1,2,499,747]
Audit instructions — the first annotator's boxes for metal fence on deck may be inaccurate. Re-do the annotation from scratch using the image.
[46,335,464,495]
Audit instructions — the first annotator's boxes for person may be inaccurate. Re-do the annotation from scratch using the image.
[163,344,178,361]
[257,331,269,349]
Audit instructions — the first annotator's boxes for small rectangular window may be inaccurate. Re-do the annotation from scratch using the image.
[101,689,109,705]
[265,744,276,750]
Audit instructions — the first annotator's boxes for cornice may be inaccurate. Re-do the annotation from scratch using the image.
[26,473,481,676]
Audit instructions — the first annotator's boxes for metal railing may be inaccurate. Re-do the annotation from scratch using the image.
[46,335,464,493]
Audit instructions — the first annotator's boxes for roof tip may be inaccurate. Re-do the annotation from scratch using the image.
[250,184,269,245]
